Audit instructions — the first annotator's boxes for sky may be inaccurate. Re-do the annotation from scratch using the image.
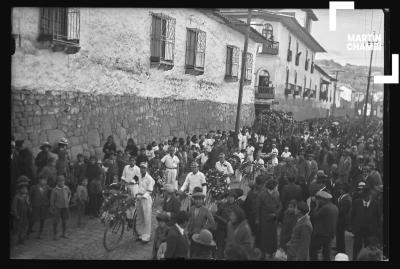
[311,9,384,68]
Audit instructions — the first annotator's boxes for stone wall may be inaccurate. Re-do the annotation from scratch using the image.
[11,89,254,160]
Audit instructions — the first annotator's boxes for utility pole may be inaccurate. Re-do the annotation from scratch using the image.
[330,70,344,117]
[370,81,375,118]
[234,9,252,145]
[363,45,374,131]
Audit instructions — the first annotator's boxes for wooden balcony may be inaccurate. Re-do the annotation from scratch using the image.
[294,85,302,95]
[255,86,275,99]
[260,41,279,55]
[285,83,296,95]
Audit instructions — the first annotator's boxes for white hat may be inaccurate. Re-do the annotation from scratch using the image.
[139,162,148,168]
[334,253,349,261]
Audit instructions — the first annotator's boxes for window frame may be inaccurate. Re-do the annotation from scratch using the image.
[38,8,80,47]
[225,45,240,80]
[150,13,176,66]
[185,28,206,72]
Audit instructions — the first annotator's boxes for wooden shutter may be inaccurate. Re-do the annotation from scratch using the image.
[186,29,196,66]
[226,46,233,76]
[151,15,162,59]
[195,30,206,68]
[164,17,175,62]
[232,47,239,77]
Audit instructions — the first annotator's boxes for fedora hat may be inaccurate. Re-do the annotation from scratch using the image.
[316,170,327,178]
[192,192,205,198]
[40,141,51,150]
[192,229,216,247]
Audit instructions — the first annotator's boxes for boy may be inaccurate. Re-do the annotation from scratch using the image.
[280,200,298,252]
[28,175,50,239]
[72,153,87,193]
[152,212,170,259]
[50,175,71,240]
[76,178,89,227]
[11,182,30,244]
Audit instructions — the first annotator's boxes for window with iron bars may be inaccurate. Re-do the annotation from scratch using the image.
[225,45,240,80]
[150,13,176,66]
[244,52,253,82]
[185,28,206,74]
[38,8,80,46]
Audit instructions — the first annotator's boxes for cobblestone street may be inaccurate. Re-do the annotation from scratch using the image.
[10,200,162,260]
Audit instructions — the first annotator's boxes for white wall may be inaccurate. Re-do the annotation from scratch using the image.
[11,8,259,104]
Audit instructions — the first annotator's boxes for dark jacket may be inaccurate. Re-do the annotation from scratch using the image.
[162,195,181,225]
[337,193,352,228]
[125,144,138,157]
[85,164,102,182]
[351,198,381,235]
[164,224,189,259]
[310,201,338,239]
[242,188,261,235]
[73,162,87,184]
[29,184,50,207]
[280,209,298,250]
[287,215,313,261]
[35,151,50,174]
[187,206,216,236]
[281,183,303,208]
[152,225,170,259]
[103,142,117,159]
[226,219,254,254]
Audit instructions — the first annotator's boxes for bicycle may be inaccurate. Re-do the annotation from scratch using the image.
[100,181,139,252]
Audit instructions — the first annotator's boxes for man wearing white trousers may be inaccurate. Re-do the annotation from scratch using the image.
[161,146,180,190]
[135,162,155,243]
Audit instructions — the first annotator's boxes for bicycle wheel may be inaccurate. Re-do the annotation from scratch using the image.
[103,218,125,252]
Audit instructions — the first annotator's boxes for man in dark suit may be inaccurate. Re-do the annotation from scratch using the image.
[162,184,181,226]
[351,187,381,260]
[309,191,339,261]
[281,176,303,210]
[164,211,190,259]
[324,164,341,204]
[335,183,352,253]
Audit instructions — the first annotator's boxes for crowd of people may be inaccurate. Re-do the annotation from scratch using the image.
[10,111,385,261]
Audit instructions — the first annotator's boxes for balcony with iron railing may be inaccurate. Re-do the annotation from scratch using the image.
[255,85,275,99]
[259,41,279,55]
[294,85,302,95]
[285,83,296,95]
[303,88,311,98]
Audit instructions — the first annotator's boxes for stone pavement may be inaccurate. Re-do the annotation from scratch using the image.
[10,198,163,260]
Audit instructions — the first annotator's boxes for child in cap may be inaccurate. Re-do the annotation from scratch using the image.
[11,182,30,244]
[27,175,50,239]
[50,175,71,240]
[152,212,170,259]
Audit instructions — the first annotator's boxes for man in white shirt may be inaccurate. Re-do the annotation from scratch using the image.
[161,146,180,190]
[281,147,291,159]
[246,144,255,162]
[195,148,208,170]
[215,153,234,185]
[180,162,207,196]
[270,152,279,167]
[136,162,155,243]
[121,156,141,196]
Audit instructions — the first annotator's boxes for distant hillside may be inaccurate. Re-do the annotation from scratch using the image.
[315,59,384,93]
